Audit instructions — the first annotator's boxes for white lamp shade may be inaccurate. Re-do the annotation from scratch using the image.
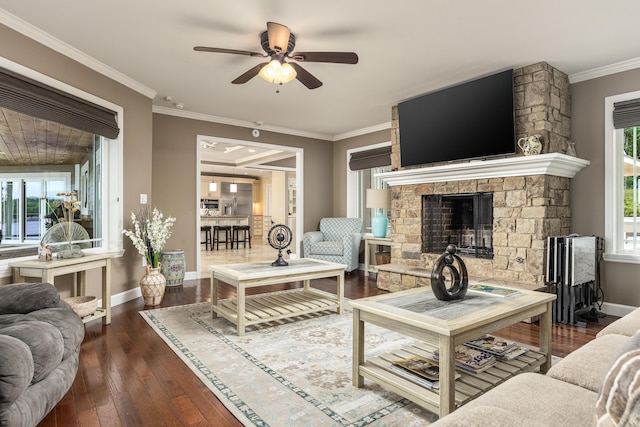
[209,182,217,192]
[366,188,391,209]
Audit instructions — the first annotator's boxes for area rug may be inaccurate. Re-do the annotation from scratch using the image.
[140,298,439,427]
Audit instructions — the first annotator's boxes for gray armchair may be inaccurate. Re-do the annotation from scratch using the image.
[302,218,363,272]
[0,282,84,427]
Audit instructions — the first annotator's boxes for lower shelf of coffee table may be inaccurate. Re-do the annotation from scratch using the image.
[358,341,546,413]
[214,288,341,327]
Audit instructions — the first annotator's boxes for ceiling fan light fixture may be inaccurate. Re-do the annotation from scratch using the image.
[266,22,291,54]
[258,59,297,85]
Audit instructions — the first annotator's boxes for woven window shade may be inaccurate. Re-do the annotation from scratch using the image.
[0,67,120,139]
[349,146,391,170]
[613,98,640,129]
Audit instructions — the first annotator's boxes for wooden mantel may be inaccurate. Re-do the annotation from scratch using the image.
[377,153,590,186]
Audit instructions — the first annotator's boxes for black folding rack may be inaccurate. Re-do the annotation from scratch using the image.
[545,235,603,326]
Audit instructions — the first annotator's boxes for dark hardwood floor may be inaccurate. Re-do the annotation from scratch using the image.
[39,271,618,426]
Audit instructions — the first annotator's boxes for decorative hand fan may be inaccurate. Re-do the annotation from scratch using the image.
[267,223,293,267]
[41,222,90,258]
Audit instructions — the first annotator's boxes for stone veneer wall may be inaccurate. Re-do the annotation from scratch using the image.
[384,62,572,290]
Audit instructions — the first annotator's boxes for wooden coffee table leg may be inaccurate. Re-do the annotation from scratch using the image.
[539,301,553,373]
[237,284,246,336]
[337,272,344,314]
[439,335,456,417]
[210,273,218,319]
[352,308,365,387]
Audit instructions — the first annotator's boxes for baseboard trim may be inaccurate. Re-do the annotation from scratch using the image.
[101,271,200,308]
[600,302,637,318]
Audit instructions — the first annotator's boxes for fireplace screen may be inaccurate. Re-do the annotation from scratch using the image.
[423,193,493,259]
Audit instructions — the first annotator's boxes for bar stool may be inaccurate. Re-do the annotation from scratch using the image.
[200,226,212,251]
[213,225,232,250]
[232,225,252,249]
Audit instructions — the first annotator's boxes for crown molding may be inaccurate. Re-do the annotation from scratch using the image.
[332,122,391,141]
[378,153,590,186]
[152,106,335,141]
[569,56,640,84]
[0,8,157,99]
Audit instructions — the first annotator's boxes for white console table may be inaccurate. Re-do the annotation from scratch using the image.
[10,253,112,324]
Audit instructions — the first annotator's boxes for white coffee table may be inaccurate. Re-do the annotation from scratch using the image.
[350,285,556,417]
[209,258,345,335]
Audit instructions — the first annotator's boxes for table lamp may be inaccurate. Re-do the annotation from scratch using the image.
[366,188,391,238]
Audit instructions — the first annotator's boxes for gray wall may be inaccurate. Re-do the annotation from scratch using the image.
[0,23,154,296]
[152,113,334,271]
[572,67,640,308]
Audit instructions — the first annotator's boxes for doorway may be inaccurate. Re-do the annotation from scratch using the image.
[195,135,303,277]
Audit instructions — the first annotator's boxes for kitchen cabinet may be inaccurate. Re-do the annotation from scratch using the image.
[253,215,263,237]
[288,176,296,215]
[262,215,273,242]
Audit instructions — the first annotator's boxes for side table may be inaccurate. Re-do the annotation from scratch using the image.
[363,235,392,277]
[10,253,113,325]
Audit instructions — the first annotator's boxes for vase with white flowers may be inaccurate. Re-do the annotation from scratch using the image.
[123,207,176,306]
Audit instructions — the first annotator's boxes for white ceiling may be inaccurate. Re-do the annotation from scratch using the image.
[199,138,295,178]
[1,1,640,141]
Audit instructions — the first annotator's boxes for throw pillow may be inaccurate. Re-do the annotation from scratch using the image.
[596,331,640,426]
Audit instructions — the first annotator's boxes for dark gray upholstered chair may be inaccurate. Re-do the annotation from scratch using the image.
[0,282,85,427]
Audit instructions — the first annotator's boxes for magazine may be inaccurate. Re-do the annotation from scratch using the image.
[499,346,529,361]
[389,364,440,390]
[435,345,497,374]
[467,283,519,297]
[465,335,518,356]
[391,355,440,381]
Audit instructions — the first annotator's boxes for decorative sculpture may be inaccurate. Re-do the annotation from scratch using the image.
[430,244,469,301]
[267,223,293,266]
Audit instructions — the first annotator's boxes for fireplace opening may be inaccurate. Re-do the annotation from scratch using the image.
[423,193,493,259]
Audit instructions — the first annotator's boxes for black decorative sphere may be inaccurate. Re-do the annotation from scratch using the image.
[430,244,469,301]
[267,224,293,267]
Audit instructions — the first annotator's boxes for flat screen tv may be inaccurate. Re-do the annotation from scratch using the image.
[398,69,516,167]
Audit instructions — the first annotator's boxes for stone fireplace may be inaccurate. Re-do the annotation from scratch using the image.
[375,62,590,291]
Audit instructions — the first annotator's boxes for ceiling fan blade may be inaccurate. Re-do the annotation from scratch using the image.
[290,63,322,89]
[231,63,269,84]
[266,22,291,54]
[290,52,358,64]
[194,46,266,57]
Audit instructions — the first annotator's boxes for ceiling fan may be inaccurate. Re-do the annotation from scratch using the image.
[194,22,358,89]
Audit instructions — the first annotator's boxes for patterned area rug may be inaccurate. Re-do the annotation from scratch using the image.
[140,299,439,426]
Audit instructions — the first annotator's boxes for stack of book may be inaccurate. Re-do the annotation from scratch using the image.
[464,335,529,361]
[390,355,457,390]
[434,345,497,374]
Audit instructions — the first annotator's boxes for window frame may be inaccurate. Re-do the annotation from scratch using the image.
[346,142,392,232]
[604,89,640,264]
[0,58,123,277]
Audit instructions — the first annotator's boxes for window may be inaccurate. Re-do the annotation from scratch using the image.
[0,133,109,260]
[346,143,391,233]
[0,59,122,274]
[604,91,640,263]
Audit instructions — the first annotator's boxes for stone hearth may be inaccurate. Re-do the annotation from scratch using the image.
[376,62,590,292]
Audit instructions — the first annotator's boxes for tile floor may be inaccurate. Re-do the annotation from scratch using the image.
[199,238,293,276]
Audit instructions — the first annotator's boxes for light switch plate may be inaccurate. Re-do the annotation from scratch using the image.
[140,193,147,204]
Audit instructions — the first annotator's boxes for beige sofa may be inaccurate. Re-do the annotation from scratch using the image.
[432,307,640,427]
